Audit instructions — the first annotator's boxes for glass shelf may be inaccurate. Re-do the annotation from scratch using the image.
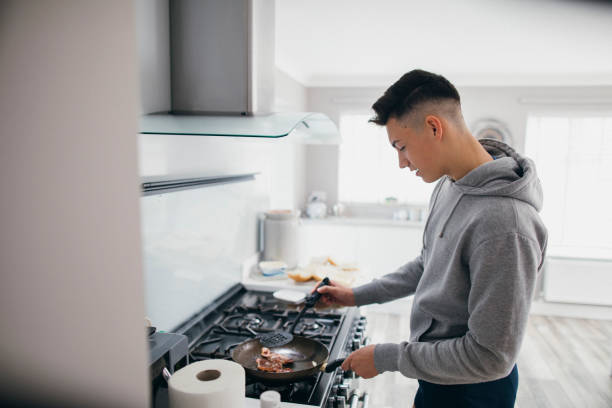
[140,112,341,143]
[140,112,340,144]
[290,113,342,144]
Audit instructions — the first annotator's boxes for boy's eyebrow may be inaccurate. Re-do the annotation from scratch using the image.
[391,140,399,148]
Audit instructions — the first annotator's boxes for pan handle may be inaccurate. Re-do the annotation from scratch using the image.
[324,358,346,373]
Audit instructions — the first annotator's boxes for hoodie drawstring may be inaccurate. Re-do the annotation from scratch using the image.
[439,193,464,238]
[423,177,446,249]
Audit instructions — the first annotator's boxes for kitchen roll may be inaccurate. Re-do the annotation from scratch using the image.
[168,359,245,408]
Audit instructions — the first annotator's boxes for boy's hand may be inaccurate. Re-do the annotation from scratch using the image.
[311,279,356,307]
[341,344,378,379]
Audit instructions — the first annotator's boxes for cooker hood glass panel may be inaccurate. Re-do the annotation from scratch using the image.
[140,112,341,143]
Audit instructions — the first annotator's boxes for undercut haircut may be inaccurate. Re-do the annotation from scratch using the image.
[370,69,461,127]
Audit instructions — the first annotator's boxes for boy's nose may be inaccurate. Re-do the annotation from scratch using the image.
[398,152,409,169]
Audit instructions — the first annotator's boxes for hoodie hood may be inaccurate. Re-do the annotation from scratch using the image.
[430,139,543,239]
[453,139,543,211]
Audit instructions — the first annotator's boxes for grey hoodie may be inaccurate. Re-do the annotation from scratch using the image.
[353,139,547,384]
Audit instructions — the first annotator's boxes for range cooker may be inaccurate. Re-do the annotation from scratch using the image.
[149,284,370,408]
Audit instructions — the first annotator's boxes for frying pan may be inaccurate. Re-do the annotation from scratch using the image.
[231,335,345,383]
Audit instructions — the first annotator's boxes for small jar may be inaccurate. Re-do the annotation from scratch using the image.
[260,390,281,408]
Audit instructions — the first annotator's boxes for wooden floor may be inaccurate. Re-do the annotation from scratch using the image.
[358,310,612,408]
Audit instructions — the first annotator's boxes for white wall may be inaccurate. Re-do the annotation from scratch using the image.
[0,1,148,407]
[306,84,612,204]
[272,69,308,209]
[273,68,308,112]
[139,133,306,210]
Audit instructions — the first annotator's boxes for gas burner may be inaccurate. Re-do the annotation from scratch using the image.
[222,313,264,329]
[242,313,264,327]
[283,318,330,338]
[303,321,321,331]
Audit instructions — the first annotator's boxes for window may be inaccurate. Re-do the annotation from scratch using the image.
[525,114,612,258]
[338,114,435,204]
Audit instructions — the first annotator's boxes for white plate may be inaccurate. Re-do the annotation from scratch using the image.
[273,289,306,304]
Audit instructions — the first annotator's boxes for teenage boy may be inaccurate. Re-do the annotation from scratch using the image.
[316,69,547,408]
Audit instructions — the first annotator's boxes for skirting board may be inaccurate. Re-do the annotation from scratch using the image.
[530,300,612,321]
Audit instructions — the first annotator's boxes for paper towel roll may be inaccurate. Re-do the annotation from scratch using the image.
[169,359,245,408]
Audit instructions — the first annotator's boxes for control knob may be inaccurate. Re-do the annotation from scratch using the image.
[338,383,350,398]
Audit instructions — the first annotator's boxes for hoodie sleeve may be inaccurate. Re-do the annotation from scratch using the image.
[352,251,424,306]
[373,232,542,384]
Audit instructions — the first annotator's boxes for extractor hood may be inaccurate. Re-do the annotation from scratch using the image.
[139,0,340,143]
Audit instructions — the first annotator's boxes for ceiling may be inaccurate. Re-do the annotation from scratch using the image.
[275,0,612,87]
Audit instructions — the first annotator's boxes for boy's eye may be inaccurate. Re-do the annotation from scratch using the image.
[399,146,406,152]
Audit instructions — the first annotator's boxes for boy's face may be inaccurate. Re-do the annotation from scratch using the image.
[386,117,443,183]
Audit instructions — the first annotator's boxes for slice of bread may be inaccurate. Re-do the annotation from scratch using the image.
[287,268,313,282]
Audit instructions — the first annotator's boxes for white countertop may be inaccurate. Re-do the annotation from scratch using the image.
[300,215,425,228]
[241,254,371,293]
[242,271,370,293]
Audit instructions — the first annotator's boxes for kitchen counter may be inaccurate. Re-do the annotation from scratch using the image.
[300,215,425,228]
[241,254,370,293]
[242,267,371,293]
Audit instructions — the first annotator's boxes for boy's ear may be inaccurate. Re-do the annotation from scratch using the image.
[426,116,443,140]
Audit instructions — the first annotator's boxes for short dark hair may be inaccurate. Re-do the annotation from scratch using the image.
[370,69,460,126]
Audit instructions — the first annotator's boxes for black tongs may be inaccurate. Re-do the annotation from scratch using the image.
[289,277,330,333]
[259,277,331,348]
